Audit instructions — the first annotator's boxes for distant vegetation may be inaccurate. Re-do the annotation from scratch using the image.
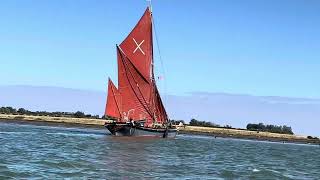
[170,120,185,125]
[186,119,294,135]
[307,136,319,140]
[246,123,294,135]
[0,106,100,119]
[189,118,220,127]
[188,118,233,129]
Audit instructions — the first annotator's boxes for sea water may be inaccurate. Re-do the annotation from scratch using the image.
[0,121,319,179]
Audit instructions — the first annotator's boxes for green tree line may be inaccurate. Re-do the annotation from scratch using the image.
[189,118,220,127]
[188,118,233,129]
[0,106,100,119]
[246,123,294,135]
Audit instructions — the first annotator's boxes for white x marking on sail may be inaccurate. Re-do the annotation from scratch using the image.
[133,38,145,55]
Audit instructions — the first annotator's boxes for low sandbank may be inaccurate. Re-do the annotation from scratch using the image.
[0,114,107,127]
[1,114,319,145]
[178,126,320,145]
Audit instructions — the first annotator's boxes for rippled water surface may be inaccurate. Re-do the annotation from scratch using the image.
[0,121,319,179]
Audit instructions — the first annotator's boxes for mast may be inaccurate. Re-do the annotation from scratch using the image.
[149,5,157,124]
[147,0,152,13]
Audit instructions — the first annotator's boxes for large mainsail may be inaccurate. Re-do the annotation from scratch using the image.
[117,46,152,123]
[105,7,168,127]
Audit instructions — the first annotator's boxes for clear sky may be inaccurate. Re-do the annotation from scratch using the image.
[1,0,319,98]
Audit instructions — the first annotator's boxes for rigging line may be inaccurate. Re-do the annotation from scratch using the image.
[153,86,165,123]
[151,9,168,112]
[155,86,169,122]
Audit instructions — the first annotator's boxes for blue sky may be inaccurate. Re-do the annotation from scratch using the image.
[0,0,320,98]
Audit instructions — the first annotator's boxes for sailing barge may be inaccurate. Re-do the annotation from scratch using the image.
[104,7,177,138]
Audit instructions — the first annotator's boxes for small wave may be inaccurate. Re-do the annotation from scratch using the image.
[252,168,260,172]
[178,134,216,140]
[0,132,37,135]
[46,132,105,138]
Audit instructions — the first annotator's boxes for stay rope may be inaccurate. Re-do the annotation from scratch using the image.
[150,3,168,118]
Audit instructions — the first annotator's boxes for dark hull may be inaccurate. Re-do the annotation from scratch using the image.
[105,123,177,138]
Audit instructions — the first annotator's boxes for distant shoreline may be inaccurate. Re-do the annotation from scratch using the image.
[0,114,106,127]
[1,114,319,145]
[178,126,320,145]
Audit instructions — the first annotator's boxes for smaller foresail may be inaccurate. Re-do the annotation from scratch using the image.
[105,78,121,119]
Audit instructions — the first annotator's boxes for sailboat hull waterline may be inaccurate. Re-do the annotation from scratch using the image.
[105,121,177,138]
[104,7,177,138]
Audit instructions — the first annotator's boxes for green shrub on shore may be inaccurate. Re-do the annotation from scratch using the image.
[187,118,236,129]
[189,118,220,128]
[307,136,319,140]
[224,125,233,129]
[0,107,17,114]
[246,123,294,135]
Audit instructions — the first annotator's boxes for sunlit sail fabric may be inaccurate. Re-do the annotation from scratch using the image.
[153,86,168,124]
[105,78,121,119]
[105,7,168,127]
[119,8,153,82]
[117,46,152,123]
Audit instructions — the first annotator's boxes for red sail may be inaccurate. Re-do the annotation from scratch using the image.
[119,8,152,81]
[105,78,121,119]
[105,8,169,126]
[153,86,168,124]
[117,46,153,124]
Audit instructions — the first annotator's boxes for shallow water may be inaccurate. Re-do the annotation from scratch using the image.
[0,121,319,179]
